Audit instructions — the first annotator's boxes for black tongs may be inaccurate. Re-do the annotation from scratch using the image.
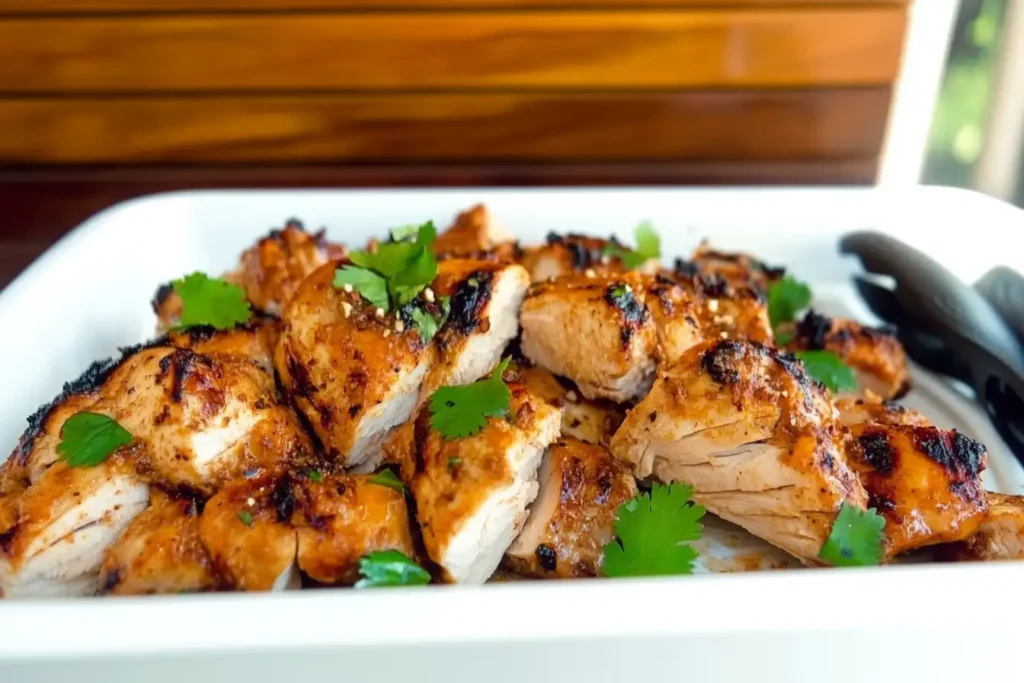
[839,231,1024,462]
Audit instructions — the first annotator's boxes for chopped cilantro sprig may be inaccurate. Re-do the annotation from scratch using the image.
[428,358,512,440]
[794,350,858,393]
[604,222,661,270]
[818,502,886,567]
[173,272,252,330]
[57,412,133,468]
[602,482,706,578]
[355,550,431,588]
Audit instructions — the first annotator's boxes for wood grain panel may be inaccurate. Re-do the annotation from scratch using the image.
[0,0,909,12]
[0,9,907,92]
[0,89,891,164]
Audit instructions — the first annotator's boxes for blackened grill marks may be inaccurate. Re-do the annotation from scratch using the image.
[796,310,833,350]
[286,351,318,403]
[157,348,215,404]
[698,274,730,299]
[272,477,296,523]
[100,567,123,593]
[535,543,558,572]
[673,258,700,277]
[0,526,16,555]
[151,282,175,314]
[913,428,986,478]
[701,340,744,384]
[858,431,896,474]
[604,283,648,348]
[448,271,495,335]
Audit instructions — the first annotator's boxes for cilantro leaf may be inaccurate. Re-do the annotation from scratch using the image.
[237,511,255,527]
[355,550,431,588]
[774,329,796,345]
[307,468,323,483]
[390,225,420,242]
[173,272,252,330]
[410,296,451,343]
[57,412,133,468]
[428,358,512,440]
[368,469,406,493]
[606,222,661,270]
[795,350,857,393]
[333,266,390,310]
[767,276,812,329]
[818,502,886,567]
[602,482,706,578]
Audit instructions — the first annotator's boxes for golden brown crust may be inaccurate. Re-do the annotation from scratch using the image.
[505,438,636,578]
[276,260,433,467]
[677,241,785,294]
[433,204,516,261]
[516,365,625,446]
[950,493,1024,561]
[99,493,215,595]
[292,473,416,585]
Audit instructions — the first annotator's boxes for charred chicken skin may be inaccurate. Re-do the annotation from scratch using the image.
[675,241,785,295]
[519,232,658,282]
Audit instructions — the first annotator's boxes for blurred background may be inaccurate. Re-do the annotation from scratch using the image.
[0,0,1020,289]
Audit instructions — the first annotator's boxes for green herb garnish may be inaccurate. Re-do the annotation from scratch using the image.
[447,457,462,470]
[818,502,886,567]
[307,468,323,483]
[767,276,812,329]
[428,358,512,440]
[56,412,133,468]
[794,350,858,393]
[368,469,406,493]
[605,221,661,270]
[355,550,431,588]
[602,482,706,578]
[237,511,254,527]
[332,266,389,311]
[410,295,451,343]
[173,272,252,330]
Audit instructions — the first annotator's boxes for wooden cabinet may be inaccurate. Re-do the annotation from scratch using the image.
[0,0,910,287]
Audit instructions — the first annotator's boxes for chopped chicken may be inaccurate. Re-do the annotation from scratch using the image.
[834,395,930,429]
[433,204,516,261]
[390,374,560,583]
[845,422,988,556]
[0,458,149,598]
[99,492,215,595]
[422,259,529,396]
[152,219,346,327]
[276,261,434,469]
[785,310,910,400]
[949,493,1024,561]
[520,274,658,402]
[516,364,625,445]
[519,272,771,402]
[198,476,300,591]
[292,472,417,585]
[505,438,636,578]
[610,339,868,563]
[675,241,785,294]
[519,233,659,282]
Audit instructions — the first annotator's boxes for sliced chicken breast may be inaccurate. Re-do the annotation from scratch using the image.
[0,458,149,598]
[276,261,434,469]
[845,423,988,557]
[784,310,911,400]
[835,395,930,429]
[610,339,868,563]
[99,492,215,595]
[505,438,636,578]
[949,493,1024,561]
[519,233,658,282]
[198,476,299,591]
[433,204,515,260]
[675,241,785,295]
[153,220,346,326]
[520,274,658,402]
[392,375,560,584]
[516,364,625,445]
[422,259,529,396]
[292,472,417,585]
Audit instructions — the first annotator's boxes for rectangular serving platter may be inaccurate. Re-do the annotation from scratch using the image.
[1,186,1022,683]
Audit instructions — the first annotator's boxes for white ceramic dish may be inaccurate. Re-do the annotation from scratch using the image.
[1,186,1023,683]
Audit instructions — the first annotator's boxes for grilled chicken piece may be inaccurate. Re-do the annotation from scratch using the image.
[521,274,658,402]
[610,339,868,563]
[516,365,625,445]
[675,241,785,294]
[433,204,515,260]
[422,259,529,396]
[99,492,215,595]
[505,438,636,578]
[949,493,1024,561]
[292,472,417,585]
[153,220,346,327]
[835,395,929,429]
[276,261,434,469]
[520,272,771,402]
[845,423,988,557]
[390,374,560,584]
[519,233,658,282]
[785,310,911,400]
[198,476,299,591]
[0,458,149,598]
